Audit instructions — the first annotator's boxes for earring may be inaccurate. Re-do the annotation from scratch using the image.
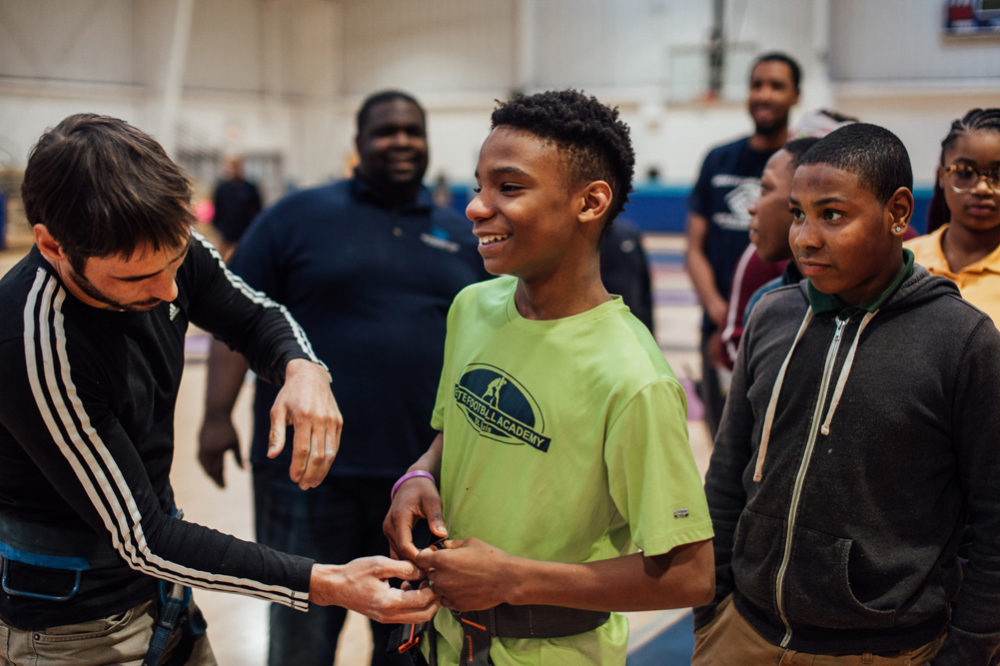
[892,224,903,234]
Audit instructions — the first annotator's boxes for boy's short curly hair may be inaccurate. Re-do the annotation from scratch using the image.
[490,90,635,227]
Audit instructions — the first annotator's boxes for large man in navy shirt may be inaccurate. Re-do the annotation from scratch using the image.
[198,90,485,666]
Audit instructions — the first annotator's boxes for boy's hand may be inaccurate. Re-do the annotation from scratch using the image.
[383,475,447,562]
[308,557,439,624]
[415,538,513,611]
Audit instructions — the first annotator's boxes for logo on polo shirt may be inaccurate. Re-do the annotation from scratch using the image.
[420,227,460,253]
[454,364,551,452]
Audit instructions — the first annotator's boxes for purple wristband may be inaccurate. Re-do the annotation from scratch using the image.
[390,470,436,501]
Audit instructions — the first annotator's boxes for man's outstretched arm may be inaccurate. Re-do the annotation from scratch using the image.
[190,234,342,490]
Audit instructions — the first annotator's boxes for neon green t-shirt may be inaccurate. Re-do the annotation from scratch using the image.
[427,276,713,665]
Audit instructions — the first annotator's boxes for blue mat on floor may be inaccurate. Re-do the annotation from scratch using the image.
[627,613,694,666]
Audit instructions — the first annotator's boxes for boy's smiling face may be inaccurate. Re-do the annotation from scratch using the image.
[789,163,909,306]
[466,126,587,280]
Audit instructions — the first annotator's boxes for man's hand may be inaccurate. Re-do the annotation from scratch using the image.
[383,473,447,562]
[707,298,728,329]
[415,538,513,611]
[309,557,439,624]
[199,340,251,488]
[269,359,342,490]
[707,330,725,368]
[197,414,243,488]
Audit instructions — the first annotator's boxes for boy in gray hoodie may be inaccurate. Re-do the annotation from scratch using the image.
[693,123,1000,665]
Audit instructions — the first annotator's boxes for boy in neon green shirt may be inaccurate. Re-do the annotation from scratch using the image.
[384,90,715,665]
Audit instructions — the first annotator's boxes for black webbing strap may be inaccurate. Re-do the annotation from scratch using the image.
[393,605,609,665]
[453,604,610,639]
[142,581,189,666]
[453,604,610,666]
[143,586,207,666]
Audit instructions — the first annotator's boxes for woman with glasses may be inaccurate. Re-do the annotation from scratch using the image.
[906,108,1000,325]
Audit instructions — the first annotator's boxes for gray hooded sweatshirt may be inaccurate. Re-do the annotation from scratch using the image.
[698,261,1000,664]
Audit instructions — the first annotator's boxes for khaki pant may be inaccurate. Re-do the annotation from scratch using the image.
[0,599,216,666]
[692,596,945,666]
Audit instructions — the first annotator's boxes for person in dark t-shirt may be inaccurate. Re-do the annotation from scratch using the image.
[685,51,801,438]
[211,154,262,262]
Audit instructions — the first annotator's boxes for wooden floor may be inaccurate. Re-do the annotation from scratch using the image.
[0,230,711,665]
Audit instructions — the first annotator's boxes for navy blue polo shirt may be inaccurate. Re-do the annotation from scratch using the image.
[230,174,487,477]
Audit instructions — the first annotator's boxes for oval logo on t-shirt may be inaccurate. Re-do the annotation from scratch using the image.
[453,364,550,452]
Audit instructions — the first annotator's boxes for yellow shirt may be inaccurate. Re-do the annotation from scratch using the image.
[906,224,1000,326]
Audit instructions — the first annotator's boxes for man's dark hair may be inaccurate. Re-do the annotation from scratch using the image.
[356,90,425,134]
[927,107,1000,232]
[21,113,193,273]
[752,52,802,93]
[783,137,820,168]
[490,89,635,227]
[798,123,912,205]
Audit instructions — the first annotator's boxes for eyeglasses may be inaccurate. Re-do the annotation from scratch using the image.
[941,163,1000,194]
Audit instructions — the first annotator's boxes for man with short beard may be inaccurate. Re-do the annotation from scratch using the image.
[684,52,801,438]
[0,113,436,666]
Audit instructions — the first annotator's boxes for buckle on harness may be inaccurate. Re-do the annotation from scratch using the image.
[455,616,491,666]
[0,509,121,601]
[395,621,426,653]
[389,620,437,666]
[142,508,204,666]
[0,543,89,601]
[142,580,196,666]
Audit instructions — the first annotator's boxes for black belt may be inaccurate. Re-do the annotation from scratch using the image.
[393,604,609,666]
[452,605,609,666]
[453,604,610,639]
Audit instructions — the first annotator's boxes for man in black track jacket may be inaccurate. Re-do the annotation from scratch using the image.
[0,114,436,664]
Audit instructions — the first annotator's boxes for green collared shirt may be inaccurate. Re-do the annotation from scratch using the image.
[807,249,915,315]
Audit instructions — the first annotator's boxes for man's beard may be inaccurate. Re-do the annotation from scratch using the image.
[68,267,161,312]
[754,114,788,137]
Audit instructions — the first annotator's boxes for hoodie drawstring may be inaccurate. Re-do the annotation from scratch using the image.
[754,309,813,482]
[754,308,880,482]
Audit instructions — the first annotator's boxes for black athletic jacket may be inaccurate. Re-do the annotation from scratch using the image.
[697,265,1000,665]
[0,233,319,629]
